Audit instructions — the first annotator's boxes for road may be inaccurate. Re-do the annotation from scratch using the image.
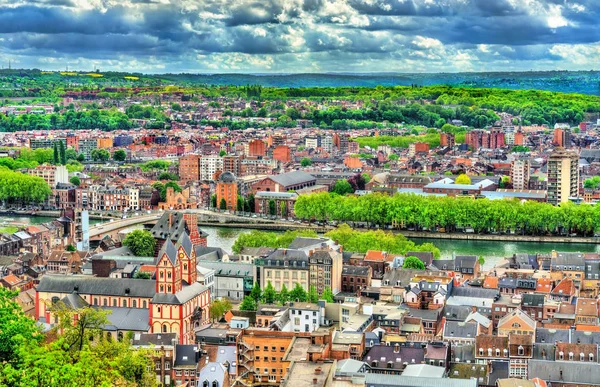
[89,213,162,237]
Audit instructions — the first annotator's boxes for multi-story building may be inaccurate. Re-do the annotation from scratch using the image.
[132,333,177,386]
[440,133,455,148]
[408,142,430,157]
[223,155,242,177]
[247,139,266,157]
[200,155,223,181]
[510,159,530,190]
[27,165,68,188]
[216,172,238,211]
[257,249,310,292]
[272,146,291,163]
[321,135,333,152]
[547,148,579,205]
[79,139,98,161]
[29,137,66,150]
[341,265,372,293]
[254,192,297,217]
[309,249,343,294]
[179,154,201,182]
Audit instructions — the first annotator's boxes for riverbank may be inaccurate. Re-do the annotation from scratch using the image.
[400,230,600,244]
[197,221,331,233]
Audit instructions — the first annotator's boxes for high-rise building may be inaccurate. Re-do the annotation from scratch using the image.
[408,142,430,157]
[440,133,455,148]
[223,155,242,177]
[200,155,223,181]
[510,159,530,190]
[178,154,201,182]
[248,139,266,157]
[547,148,579,205]
[514,131,525,146]
[216,172,238,211]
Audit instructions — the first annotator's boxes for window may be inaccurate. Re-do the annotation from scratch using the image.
[496,349,500,357]
[122,299,127,307]
[590,353,594,362]
[580,353,585,361]
[559,352,564,360]
[163,324,168,333]
[518,346,524,356]
[569,352,574,361]
[165,363,170,370]
[143,300,147,308]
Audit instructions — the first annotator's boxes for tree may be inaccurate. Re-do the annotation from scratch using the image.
[0,288,41,363]
[69,176,81,186]
[455,174,471,185]
[250,281,262,302]
[52,302,110,352]
[219,150,227,157]
[268,199,277,216]
[247,194,255,212]
[237,196,244,212]
[332,179,354,195]
[239,296,257,311]
[289,283,308,302]
[262,281,277,304]
[220,198,227,210]
[403,256,426,270]
[209,298,232,321]
[66,244,77,252]
[301,157,312,167]
[211,194,217,208]
[322,287,335,303]
[122,230,156,257]
[478,255,485,265]
[53,142,59,165]
[158,172,178,181]
[278,284,289,304]
[59,140,66,165]
[113,149,126,162]
[77,153,85,162]
[279,201,287,217]
[133,271,151,279]
[171,103,182,111]
[90,149,110,162]
[388,154,399,161]
[308,285,319,303]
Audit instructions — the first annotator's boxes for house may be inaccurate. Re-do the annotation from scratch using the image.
[196,261,253,301]
[363,343,425,374]
[342,265,372,293]
[508,334,533,378]
[475,335,509,361]
[332,331,366,360]
[46,250,82,275]
[575,298,599,326]
[550,278,577,302]
[198,363,229,387]
[132,333,177,386]
[173,344,199,386]
[443,321,478,344]
[497,309,536,338]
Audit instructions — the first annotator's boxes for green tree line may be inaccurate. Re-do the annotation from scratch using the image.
[295,192,600,236]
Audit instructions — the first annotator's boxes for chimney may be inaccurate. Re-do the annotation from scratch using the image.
[312,378,318,385]
[169,212,173,228]
[315,368,322,375]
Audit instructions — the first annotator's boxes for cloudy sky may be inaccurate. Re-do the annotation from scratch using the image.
[1,0,599,73]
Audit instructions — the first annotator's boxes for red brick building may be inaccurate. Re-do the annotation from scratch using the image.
[216,172,238,211]
[248,139,266,157]
[179,154,201,182]
[273,145,291,163]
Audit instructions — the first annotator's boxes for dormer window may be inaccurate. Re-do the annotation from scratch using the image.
[580,353,585,361]
[496,349,500,357]
[590,353,594,362]
[559,351,564,360]
[569,352,574,361]
[518,346,524,356]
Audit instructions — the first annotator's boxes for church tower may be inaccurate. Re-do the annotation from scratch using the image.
[177,232,197,285]
[156,239,182,294]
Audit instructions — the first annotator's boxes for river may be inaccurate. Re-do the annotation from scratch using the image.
[2,215,599,270]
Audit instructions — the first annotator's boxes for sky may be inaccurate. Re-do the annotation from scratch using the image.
[1,0,599,73]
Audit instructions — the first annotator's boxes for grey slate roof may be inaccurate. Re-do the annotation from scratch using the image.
[443,321,477,339]
[198,362,226,386]
[157,239,178,265]
[152,281,209,305]
[99,307,150,332]
[451,287,499,299]
[343,265,371,276]
[364,374,477,387]
[528,359,600,384]
[178,232,193,257]
[37,275,156,298]
[61,292,89,309]
[174,344,199,367]
[197,261,254,278]
[270,171,316,187]
[443,305,473,321]
[132,333,178,346]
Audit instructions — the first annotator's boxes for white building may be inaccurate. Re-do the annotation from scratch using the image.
[510,159,530,190]
[196,265,215,300]
[128,188,139,210]
[200,155,224,181]
[322,135,333,152]
[289,302,322,333]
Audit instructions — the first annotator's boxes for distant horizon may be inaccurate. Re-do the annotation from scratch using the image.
[2,68,599,76]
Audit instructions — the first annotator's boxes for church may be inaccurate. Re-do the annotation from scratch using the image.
[36,211,210,344]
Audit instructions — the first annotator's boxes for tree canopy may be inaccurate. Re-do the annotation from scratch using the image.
[403,256,426,270]
[122,230,156,257]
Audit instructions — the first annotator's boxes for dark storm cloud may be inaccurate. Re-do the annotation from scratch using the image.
[0,0,599,71]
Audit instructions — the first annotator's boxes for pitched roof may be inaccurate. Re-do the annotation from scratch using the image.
[158,239,178,265]
[152,281,209,305]
[269,171,315,187]
[551,278,577,296]
[37,275,156,298]
[178,232,193,257]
